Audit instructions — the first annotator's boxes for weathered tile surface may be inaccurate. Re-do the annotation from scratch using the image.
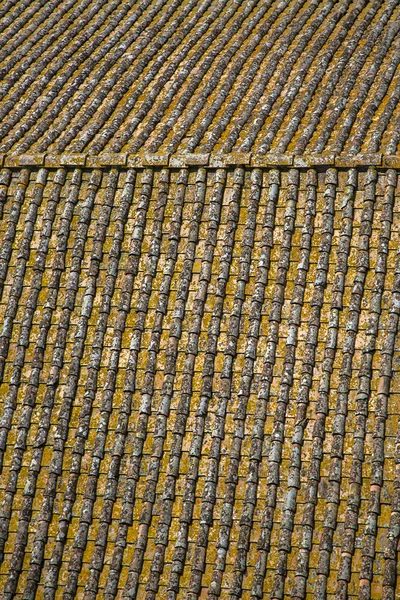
[0,1,400,599]
[0,1,399,156]
[0,167,399,600]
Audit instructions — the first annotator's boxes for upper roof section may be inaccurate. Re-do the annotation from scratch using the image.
[1,0,399,158]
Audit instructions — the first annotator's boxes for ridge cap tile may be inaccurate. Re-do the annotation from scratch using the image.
[383,155,400,168]
[335,153,383,167]
[4,153,45,167]
[251,153,294,167]
[169,153,210,167]
[99,152,128,166]
[60,153,86,167]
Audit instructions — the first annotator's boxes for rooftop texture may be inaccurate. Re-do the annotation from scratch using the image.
[0,0,399,158]
[0,166,399,600]
[0,1,400,600]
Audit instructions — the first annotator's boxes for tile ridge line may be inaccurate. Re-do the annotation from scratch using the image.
[1,151,400,168]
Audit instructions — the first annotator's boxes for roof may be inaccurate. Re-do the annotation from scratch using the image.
[0,2,400,600]
[0,165,400,599]
[0,0,399,159]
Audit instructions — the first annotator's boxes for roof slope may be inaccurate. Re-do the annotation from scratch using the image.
[1,1,400,599]
[0,0,400,157]
[0,165,399,600]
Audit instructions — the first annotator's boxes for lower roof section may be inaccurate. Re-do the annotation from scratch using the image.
[0,165,399,599]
